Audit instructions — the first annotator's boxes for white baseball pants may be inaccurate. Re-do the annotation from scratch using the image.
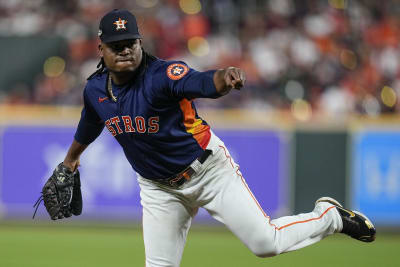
[137,132,343,267]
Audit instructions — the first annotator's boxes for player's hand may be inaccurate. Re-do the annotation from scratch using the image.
[214,67,246,96]
[223,67,246,90]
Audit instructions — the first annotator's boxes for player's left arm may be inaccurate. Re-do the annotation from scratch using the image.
[213,67,246,96]
[151,61,245,101]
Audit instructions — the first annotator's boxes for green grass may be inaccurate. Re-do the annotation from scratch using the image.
[0,222,398,267]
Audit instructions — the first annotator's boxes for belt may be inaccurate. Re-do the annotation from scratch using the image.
[155,149,212,189]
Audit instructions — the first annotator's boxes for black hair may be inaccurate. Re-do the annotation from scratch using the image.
[87,58,106,80]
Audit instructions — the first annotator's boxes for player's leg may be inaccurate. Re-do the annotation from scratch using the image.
[200,144,343,257]
[137,176,197,267]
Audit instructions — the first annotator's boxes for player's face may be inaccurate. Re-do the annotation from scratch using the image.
[100,39,142,73]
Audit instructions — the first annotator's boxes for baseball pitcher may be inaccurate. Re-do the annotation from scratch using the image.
[34,9,376,267]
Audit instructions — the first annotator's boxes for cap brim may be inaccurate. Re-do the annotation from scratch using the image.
[101,33,141,43]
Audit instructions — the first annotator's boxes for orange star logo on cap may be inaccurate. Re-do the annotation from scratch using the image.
[114,18,127,30]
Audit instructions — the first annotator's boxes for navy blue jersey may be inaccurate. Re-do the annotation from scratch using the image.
[74,54,221,179]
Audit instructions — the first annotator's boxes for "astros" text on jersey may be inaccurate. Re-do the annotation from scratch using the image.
[105,115,159,136]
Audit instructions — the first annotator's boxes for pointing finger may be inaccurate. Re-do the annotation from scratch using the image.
[232,69,245,89]
[232,79,243,90]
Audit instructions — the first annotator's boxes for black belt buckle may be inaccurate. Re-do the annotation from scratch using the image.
[165,149,212,188]
[169,167,195,187]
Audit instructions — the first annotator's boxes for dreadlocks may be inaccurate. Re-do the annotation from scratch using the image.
[87,57,106,80]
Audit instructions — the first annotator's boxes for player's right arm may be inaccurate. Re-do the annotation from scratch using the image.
[63,86,105,171]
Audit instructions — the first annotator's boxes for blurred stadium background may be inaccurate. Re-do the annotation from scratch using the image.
[0,0,399,266]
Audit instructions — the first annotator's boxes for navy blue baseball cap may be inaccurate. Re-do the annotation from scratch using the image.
[98,9,141,43]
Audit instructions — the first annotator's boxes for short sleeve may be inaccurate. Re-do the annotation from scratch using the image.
[152,61,221,100]
[74,87,104,145]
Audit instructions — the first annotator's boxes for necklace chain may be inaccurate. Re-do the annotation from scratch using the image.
[107,75,117,102]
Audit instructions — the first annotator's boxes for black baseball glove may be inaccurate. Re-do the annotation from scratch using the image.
[33,163,82,220]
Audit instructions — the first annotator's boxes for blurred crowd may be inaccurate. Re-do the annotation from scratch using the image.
[1,0,400,116]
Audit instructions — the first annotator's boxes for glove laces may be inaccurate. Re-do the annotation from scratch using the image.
[32,194,44,219]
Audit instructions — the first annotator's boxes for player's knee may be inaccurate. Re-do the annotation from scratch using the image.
[247,235,281,258]
[252,247,280,258]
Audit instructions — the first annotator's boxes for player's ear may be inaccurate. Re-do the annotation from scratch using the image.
[98,43,104,57]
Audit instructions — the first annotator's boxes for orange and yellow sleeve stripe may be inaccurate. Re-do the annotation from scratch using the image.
[179,99,211,149]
